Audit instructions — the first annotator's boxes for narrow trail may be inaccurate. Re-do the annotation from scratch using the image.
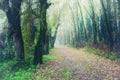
[54,46,120,80]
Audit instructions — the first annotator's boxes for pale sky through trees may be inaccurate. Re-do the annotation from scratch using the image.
[47,0,101,46]
[0,0,101,34]
[0,10,6,33]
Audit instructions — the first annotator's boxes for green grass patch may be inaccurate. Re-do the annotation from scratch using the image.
[0,54,56,80]
[43,55,56,62]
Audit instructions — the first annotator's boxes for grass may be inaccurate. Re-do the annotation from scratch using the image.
[0,50,72,80]
[0,54,55,80]
[43,55,56,62]
[80,46,120,63]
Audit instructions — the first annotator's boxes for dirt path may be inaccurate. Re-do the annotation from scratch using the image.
[54,46,120,80]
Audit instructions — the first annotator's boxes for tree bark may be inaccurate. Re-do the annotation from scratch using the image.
[2,0,24,61]
[34,0,50,64]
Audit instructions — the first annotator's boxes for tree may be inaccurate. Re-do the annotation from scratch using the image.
[49,11,61,48]
[33,0,50,64]
[100,0,114,51]
[22,0,35,58]
[2,0,24,62]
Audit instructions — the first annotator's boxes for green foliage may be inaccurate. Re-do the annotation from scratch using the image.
[0,57,35,80]
[0,37,15,62]
[6,66,36,80]
[43,55,56,62]
[108,52,118,61]
[48,12,59,36]
[0,54,56,80]
[48,13,57,28]
[0,60,16,79]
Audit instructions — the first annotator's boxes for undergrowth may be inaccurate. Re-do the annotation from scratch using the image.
[0,51,72,80]
[0,55,55,80]
[80,46,120,63]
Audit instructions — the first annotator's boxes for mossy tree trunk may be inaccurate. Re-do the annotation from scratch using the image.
[33,0,50,64]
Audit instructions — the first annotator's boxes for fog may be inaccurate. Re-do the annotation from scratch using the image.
[0,10,6,33]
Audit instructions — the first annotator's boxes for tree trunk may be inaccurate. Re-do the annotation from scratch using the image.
[44,34,49,54]
[12,0,24,61]
[33,0,50,65]
[3,0,24,61]
[100,0,113,51]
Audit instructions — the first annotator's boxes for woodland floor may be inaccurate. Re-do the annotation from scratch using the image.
[35,46,120,80]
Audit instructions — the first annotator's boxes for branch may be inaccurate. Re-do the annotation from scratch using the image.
[46,3,51,9]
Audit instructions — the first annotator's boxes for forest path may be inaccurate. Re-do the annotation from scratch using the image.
[54,46,120,80]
